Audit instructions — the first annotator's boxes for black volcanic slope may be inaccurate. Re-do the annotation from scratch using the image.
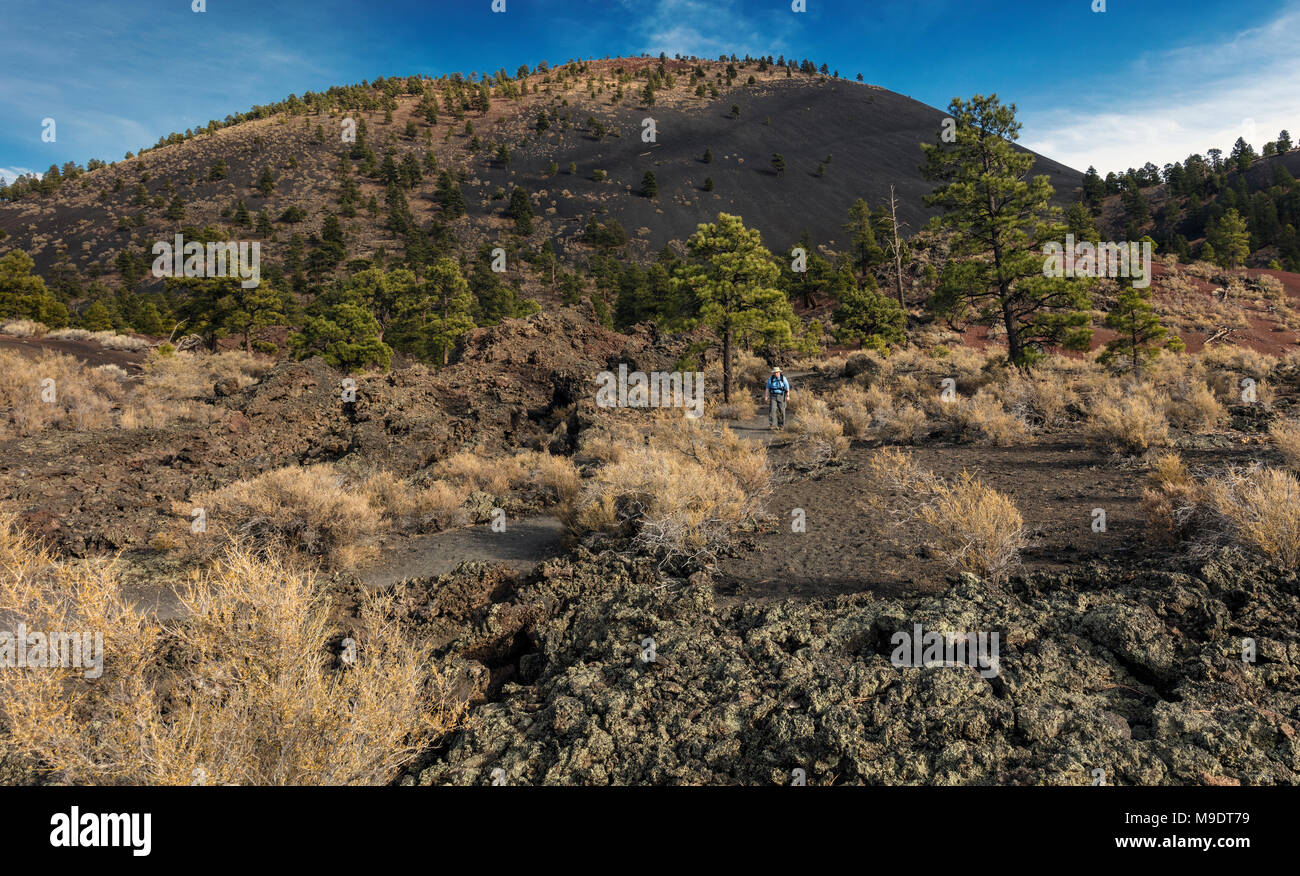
[0,68,1083,281]
[470,77,1084,252]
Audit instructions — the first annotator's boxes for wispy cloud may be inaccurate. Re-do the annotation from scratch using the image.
[615,0,795,60]
[0,167,37,184]
[1020,4,1300,173]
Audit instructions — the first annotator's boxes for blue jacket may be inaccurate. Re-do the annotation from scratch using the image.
[766,375,790,395]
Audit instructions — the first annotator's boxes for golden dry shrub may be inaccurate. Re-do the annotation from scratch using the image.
[564,419,770,566]
[708,394,761,422]
[359,470,469,531]
[1202,466,1300,566]
[824,384,873,437]
[186,464,386,567]
[1002,370,1077,431]
[1141,456,1300,564]
[1269,416,1300,470]
[1139,452,1203,544]
[1163,378,1228,431]
[870,449,1027,582]
[1085,383,1170,452]
[861,383,927,444]
[432,449,579,502]
[735,349,772,388]
[0,515,463,785]
[946,387,1032,446]
[0,349,125,436]
[513,450,582,502]
[0,347,271,437]
[1,319,46,337]
[787,395,849,466]
[139,348,267,402]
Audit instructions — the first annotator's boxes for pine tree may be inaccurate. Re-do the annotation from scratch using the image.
[843,199,884,278]
[834,274,906,351]
[922,94,1092,368]
[0,249,69,326]
[508,186,534,234]
[641,171,658,198]
[1206,208,1251,267]
[290,286,392,372]
[672,213,800,402]
[771,153,786,176]
[257,166,275,196]
[1098,279,1174,378]
[419,258,476,364]
[165,194,185,220]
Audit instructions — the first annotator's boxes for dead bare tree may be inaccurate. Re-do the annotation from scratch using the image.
[885,185,909,309]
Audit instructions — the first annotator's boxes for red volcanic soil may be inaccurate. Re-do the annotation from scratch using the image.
[958,264,1300,358]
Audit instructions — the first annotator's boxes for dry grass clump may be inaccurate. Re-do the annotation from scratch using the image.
[185,463,477,568]
[46,328,152,352]
[563,418,770,567]
[0,348,274,437]
[1269,416,1300,470]
[1002,371,1078,430]
[0,349,126,436]
[1085,383,1170,452]
[787,395,849,466]
[1,319,46,337]
[824,384,873,437]
[1142,454,1300,564]
[0,514,463,785]
[186,465,387,568]
[431,449,580,503]
[708,396,760,421]
[1255,274,1286,300]
[869,449,1026,582]
[859,383,928,443]
[943,387,1033,446]
[1200,345,1275,397]
[139,348,268,400]
[1163,378,1228,431]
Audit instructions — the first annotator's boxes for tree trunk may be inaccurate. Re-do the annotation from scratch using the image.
[722,321,733,404]
[888,186,906,309]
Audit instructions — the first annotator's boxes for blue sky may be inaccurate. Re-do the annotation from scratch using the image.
[2,0,1297,182]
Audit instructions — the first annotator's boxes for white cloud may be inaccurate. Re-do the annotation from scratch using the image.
[1021,5,1300,173]
[617,0,791,60]
[0,167,37,184]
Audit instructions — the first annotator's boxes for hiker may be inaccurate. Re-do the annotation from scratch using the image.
[764,366,791,430]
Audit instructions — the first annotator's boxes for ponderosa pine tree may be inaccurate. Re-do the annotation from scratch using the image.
[673,212,800,402]
[0,249,69,326]
[1098,276,1180,378]
[922,94,1092,368]
[1206,208,1251,268]
[290,284,392,372]
[508,186,534,234]
[843,198,884,279]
